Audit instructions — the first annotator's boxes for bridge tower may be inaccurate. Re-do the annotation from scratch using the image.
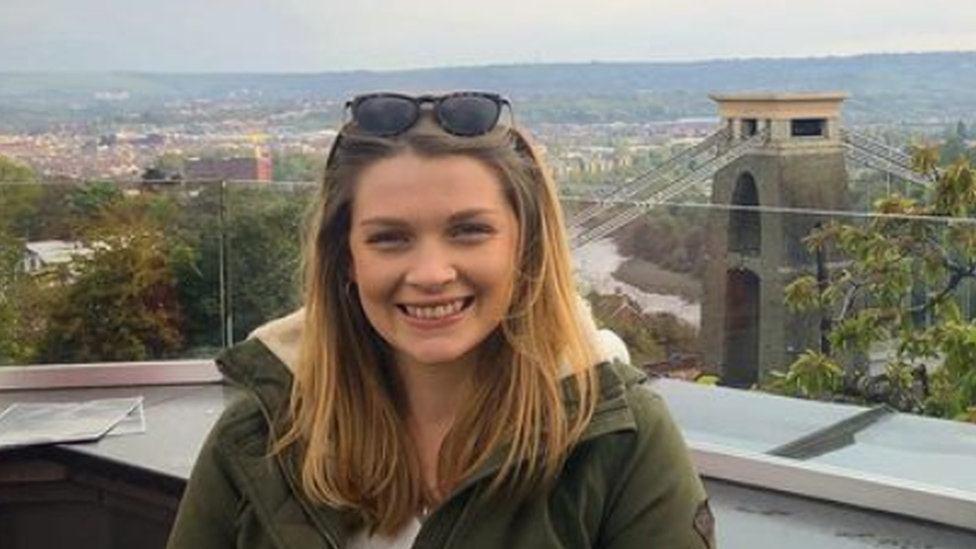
[701,92,851,387]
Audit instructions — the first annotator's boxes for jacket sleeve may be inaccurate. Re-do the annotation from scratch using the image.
[598,386,716,549]
[165,409,242,549]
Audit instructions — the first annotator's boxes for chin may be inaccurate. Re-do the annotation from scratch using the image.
[410,352,465,368]
[404,344,475,369]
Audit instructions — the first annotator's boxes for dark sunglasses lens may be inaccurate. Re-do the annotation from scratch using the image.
[354,96,419,136]
[437,95,502,136]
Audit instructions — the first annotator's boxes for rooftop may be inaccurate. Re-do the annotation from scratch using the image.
[1,361,974,549]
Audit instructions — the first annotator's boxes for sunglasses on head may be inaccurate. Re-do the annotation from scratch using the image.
[345,92,512,137]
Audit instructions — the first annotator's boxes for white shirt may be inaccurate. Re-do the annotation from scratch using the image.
[347,517,422,549]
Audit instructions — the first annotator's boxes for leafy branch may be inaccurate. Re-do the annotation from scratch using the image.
[774,147,976,422]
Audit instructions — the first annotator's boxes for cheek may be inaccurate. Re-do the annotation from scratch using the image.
[352,260,391,300]
[478,248,519,303]
[349,247,388,301]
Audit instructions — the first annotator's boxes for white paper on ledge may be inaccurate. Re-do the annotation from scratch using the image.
[0,396,144,450]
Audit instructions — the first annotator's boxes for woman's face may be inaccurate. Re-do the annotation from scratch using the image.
[348,152,519,373]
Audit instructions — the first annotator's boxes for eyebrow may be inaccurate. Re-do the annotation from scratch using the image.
[357,208,500,228]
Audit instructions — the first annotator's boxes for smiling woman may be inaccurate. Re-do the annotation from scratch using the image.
[349,154,519,374]
[165,92,713,549]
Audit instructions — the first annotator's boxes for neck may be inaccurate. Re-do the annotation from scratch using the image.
[396,355,475,428]
[395,353,479,504]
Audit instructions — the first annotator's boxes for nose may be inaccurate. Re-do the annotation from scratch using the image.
[404,240,457,290]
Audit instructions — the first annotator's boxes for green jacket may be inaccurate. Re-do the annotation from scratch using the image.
[166,337,714,549]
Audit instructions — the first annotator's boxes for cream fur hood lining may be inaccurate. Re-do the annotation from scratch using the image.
[247,297,631,375]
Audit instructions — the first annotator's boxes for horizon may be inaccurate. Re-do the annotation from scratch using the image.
[4,0,976,72]
[1,49,975,76]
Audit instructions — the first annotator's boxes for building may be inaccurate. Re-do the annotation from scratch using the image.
[184,154,273,182]
[701,92,851,386]
[20,240,90,275]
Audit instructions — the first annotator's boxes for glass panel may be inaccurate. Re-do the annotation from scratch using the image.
[223,181,315,343]
[0,180,223,364]
[812,413,976,493]
[650,378,865,453]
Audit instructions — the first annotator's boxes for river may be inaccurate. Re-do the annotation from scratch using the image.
[573,238,702,327]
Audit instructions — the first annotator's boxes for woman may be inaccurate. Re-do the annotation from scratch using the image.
[166,92,714,549]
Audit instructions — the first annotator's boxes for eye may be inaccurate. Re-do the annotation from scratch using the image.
[451,222,496,241]
[365,230,411,248]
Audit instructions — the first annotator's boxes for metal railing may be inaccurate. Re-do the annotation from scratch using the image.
[570,129,769,247]
[568,128,731,228]
[841,129,934,187]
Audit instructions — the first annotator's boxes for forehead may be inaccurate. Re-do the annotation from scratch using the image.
[350,153,511,221]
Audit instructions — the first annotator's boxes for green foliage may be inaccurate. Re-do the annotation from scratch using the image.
[37,211,185,363]
[272,151,326,183]
[0,156,36,184]
[223,185,308,341]
[67,181,124,219]
[940,121,976,165]
[776,149,976,422]
[767,350,844,400]
[0,184,43,238]
[0,164,53,364]
[784,276,824,312]
[0,183,77,241]
[923,321,976,420]
[0,231,24,363]
[151,152,187,175]
[613,205,709,280]
[161,183,310,349]
[585,291,698,367]
[0,158,320,362]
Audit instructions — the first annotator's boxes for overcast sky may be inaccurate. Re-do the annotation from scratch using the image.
[3,0,975,72]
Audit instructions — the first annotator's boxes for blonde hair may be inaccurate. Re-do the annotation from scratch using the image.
[275,118,598,534]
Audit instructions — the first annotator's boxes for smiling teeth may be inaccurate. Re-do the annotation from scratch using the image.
[405,300,465,320]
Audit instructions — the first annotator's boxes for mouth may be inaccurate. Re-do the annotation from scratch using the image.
[398,297,474,320]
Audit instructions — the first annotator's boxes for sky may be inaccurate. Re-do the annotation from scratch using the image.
[2,0,975,72]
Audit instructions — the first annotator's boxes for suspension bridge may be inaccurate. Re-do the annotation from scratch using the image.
[561,118,934,248]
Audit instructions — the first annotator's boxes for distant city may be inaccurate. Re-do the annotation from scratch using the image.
[1,51,975,183]
[0,112,716,183]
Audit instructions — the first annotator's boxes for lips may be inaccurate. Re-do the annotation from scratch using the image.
[399,297,473,320]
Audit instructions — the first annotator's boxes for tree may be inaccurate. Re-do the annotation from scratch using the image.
[777,148,976,422]
[0,156,35,184]
[0,233,61,365]
[586,291,699,367]
[940,121,975,165]
[36,210,185,363]
[0,231,26,364]
[0,158,44,364]
[272,151,326,183]
[165,182,310,351]
[151,152,187,176]
[614,205,709,280]
[66,181,124,219]
[223,184,308,341]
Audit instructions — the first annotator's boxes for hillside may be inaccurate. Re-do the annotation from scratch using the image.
[1,51,974,128]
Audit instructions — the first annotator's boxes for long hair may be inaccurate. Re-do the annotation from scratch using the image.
[274,117,599,534]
